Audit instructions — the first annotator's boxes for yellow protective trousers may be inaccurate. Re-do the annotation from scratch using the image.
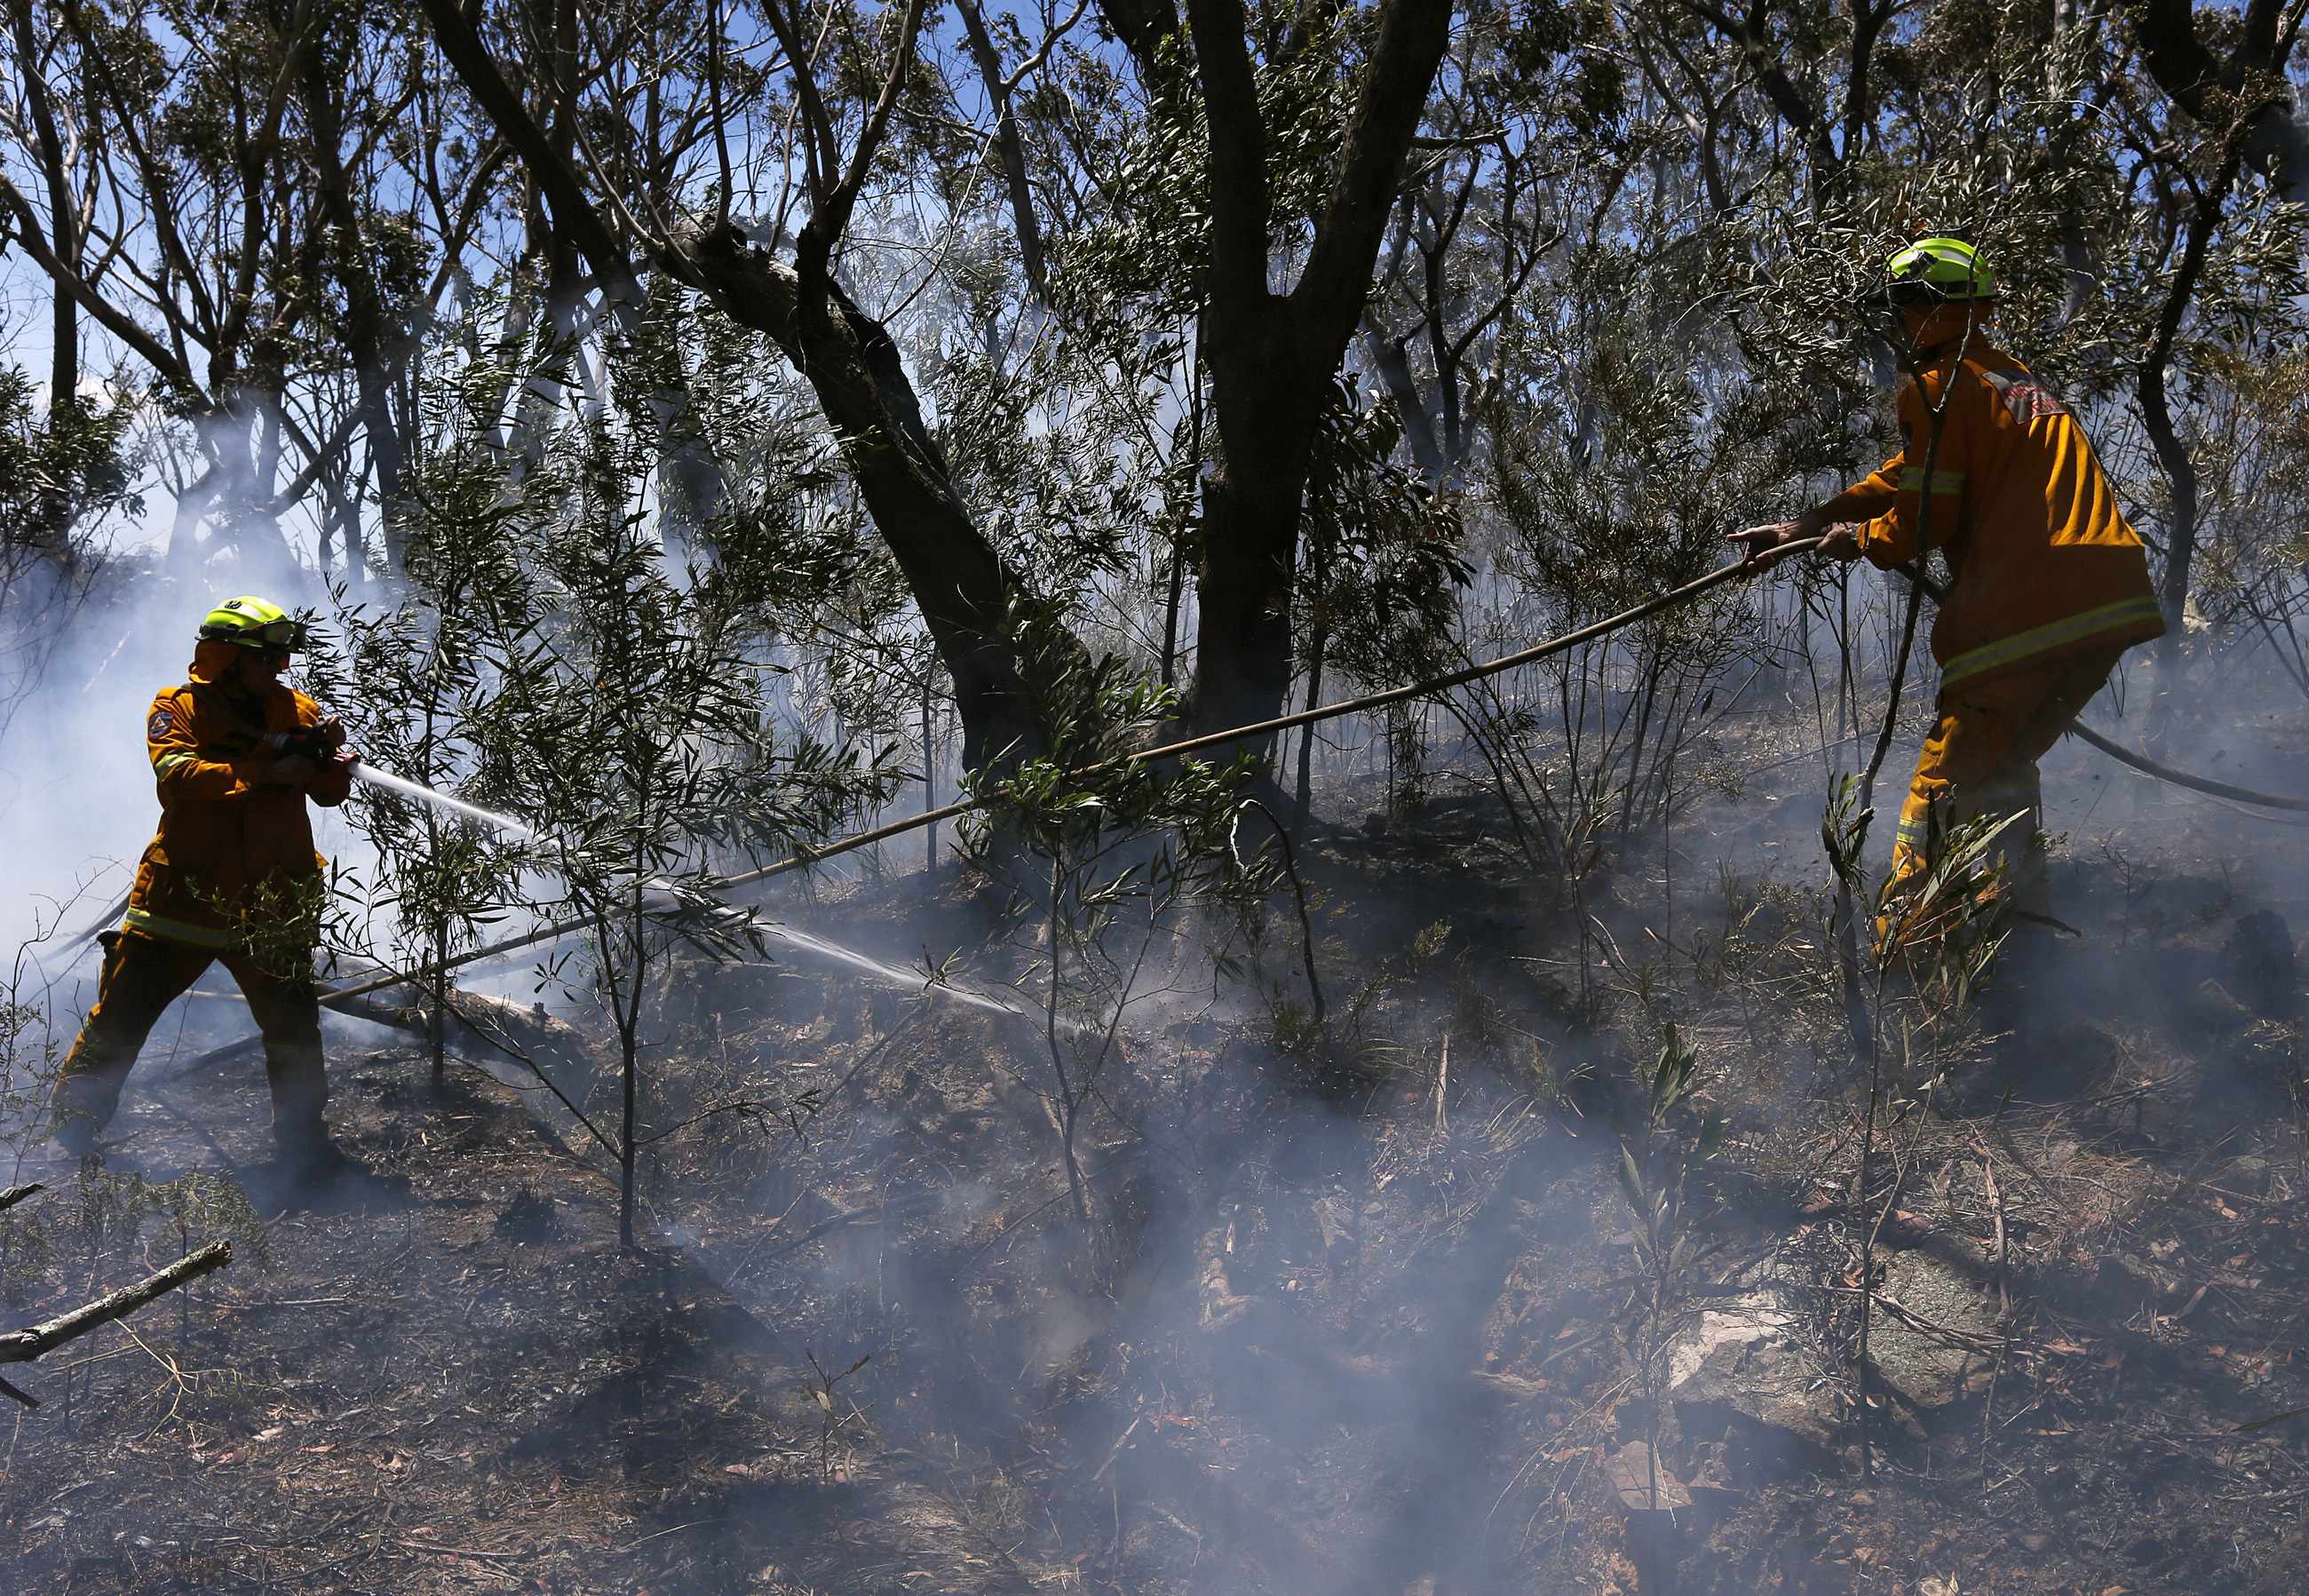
[1889,645,2127,894]
[52,930,327,1151]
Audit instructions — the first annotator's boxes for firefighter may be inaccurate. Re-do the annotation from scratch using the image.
[1730,236,2166,913]
[52,597,360,1176]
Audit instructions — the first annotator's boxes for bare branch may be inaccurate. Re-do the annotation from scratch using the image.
[0,1242,233,1366]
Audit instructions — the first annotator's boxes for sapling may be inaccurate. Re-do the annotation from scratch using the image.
[1614,1021,1726,1514]
[495,406,895,1251]
[1826,778,2019,1480]
[322,341,544,1083]
[960,615,1274,1281]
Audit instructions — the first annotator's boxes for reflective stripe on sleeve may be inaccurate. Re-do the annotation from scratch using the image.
[1897,466,1965,495]
[152,750,197,780]
[1940,595,2167,688]
[121,906,240,949]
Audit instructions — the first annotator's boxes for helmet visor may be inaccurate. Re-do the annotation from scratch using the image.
[1884,239,1996,304]
[201,616,305,650]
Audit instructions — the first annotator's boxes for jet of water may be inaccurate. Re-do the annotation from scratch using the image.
[348,761,536,840]
[345,762,1076,1029]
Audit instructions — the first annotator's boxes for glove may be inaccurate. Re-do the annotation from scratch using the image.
[261,725,337,764]
[258,753,319,786]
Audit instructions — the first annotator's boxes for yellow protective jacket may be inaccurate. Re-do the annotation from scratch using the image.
[1821,341,2165,689]
[123,639,352,949]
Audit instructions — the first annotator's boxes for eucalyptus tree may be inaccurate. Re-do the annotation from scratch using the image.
[0,0,508,583]
[415,0,1072,774]
[461,373,899,1249]
[2135,0,2309,210]
[1358,2,1595,482]
[1091,0,1455,745]
[0,0,336,576]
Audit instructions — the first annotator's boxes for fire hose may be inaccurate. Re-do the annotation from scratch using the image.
[52,539,2309,1009]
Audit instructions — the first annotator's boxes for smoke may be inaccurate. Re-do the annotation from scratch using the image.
[7,377,2309,1592]
[0,557,372,1012]
[567,611,2309,1592]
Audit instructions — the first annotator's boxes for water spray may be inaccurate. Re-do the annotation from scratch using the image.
[344,761,1051,1025]
[76,543,2309,1055]
[345,761,537,840]
[49,759,535,964]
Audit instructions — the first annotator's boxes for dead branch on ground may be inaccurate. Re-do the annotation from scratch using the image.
[0,1240,234,1408]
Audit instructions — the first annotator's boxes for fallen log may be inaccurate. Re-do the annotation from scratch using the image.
[328,983,596,1083]
[160,976,594,1088]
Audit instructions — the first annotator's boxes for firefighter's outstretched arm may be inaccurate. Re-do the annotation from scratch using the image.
[1726,504,1870,569]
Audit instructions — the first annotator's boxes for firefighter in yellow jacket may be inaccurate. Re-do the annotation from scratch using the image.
[52,597,359,1174]
[1732,237,2166,908]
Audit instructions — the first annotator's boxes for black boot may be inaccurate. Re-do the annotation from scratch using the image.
[273,1124,355,1184]
[50,1076,115,1159]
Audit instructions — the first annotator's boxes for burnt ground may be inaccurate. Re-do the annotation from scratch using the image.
[1,714,2306,1595]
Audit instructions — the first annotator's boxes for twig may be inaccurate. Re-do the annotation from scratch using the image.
[1979,1148,2011,1321]
[1435,1027,1451,1134]
[611,1518,727,1554]
[1091,1414,1142,1481]
[1236,798,1327,1022]
[395,1538,522,1560]
[0,1183,43,1212]
[1821,1284,2011,1353]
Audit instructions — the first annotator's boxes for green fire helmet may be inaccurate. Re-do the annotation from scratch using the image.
[1884,236,1997,306]
[197,595,304,651]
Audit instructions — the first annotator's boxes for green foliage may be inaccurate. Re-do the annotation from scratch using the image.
[0,378,139,556]
[1299,381,1471,688]
[1615,1022,1727,1274]
[1873,807,2021,1004]
[1614,1020,1727,1509]
[956,608,1289,1270]
[1820,773,1874,895]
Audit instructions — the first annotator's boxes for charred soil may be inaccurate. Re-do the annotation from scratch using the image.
[3,750,2306,1595]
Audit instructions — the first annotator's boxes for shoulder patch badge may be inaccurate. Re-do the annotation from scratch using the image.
[1980,366,2069,425]
[147,706,176,741]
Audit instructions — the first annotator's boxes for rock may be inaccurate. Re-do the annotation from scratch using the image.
[1666,1291,1842,1478]
[1467,1370,1549,1403]
[1664,1249,1998,1489]
[2092,1251,2178,1315]
[1605,1440,1691,1513]
[1868,1251,1999,1413]
[1606,1440,1697,1596]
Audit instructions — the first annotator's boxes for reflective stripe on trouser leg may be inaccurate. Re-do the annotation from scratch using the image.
[218,949,327,1139]
[52,932,216,1143]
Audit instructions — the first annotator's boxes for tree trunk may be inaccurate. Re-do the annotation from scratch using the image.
[2136,0,2309,209]
[1108,0,1452,750]
[298,36,408,580]
[1188,363,1321,745]
[5,0,77,410]
[418,0,1051,777]
[954,0,1050,301]
[2140,124,2252,694]
[670,221,1051,770]
[1361,323,1447,478]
